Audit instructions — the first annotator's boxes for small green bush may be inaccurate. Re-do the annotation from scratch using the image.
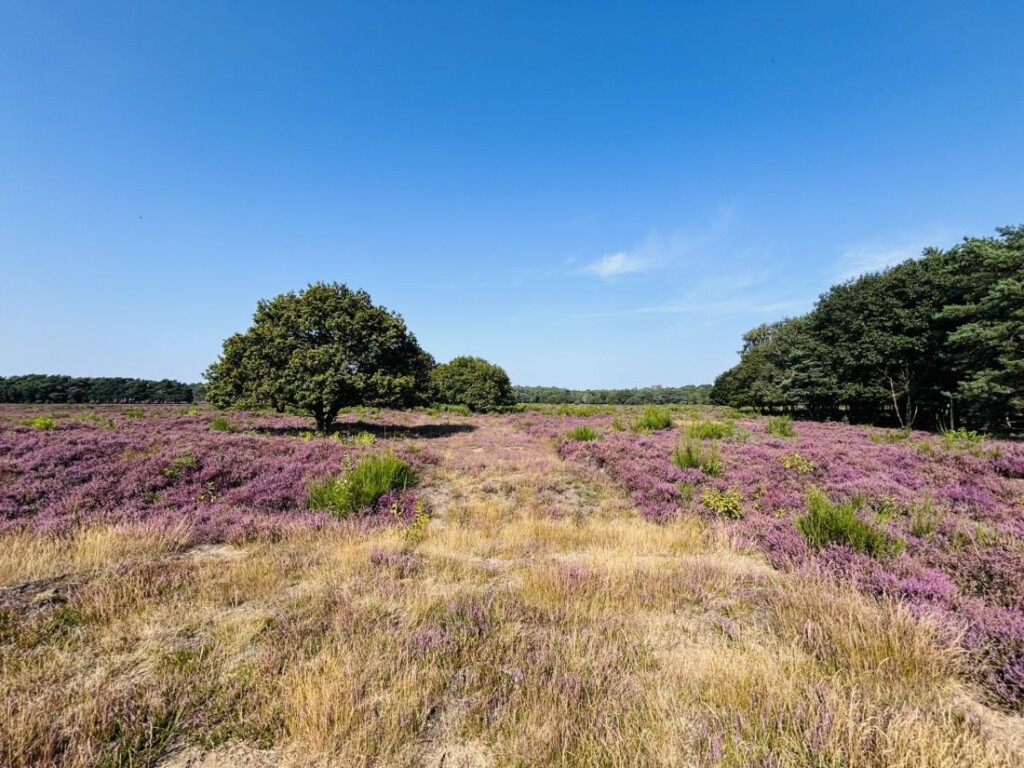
[766,415,796,439]
[209,415,236,432]
[797,487,904,558]
[672,438,722,477]
[939,426,984,449]
[683,420,734,440]
[164,452,199,479]
[565,425,600,441]
[780,451,816,474]
[308,452,415,518]
[425,404,472,417]
[633,406,673,432]
[700,486,744,519]
[25,415,57,430]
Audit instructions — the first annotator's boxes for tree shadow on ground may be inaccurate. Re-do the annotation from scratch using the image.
[253,420,477,440]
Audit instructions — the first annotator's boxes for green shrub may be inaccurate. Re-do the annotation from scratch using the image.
[700,486,744,519]
[683,420,733,440]
[672,438,722,477]
[164,452,199,479]
[633,406,673,432]
[430,356,514,412]
[565,425,600,441]
[308,452,415,518]
[766,415,796,438]
[939,426,984,449]
[209,415,236,432]
[25,415,57,430]
[797,488,904,558]
[425,404,473,417]
[779,451,816,474]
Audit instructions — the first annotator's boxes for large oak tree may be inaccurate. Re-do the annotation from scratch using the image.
[205,283,433,432]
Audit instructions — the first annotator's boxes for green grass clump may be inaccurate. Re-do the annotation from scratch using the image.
[633,406,673,432]
[700,486,744,519]
[308,452,415,518]
[25,415,57,430]
[868,427,911,444]
[672,438,722,477]
[797,487,904,559]
[766,415,797,439]
[209,415,236,432]
[683,420,734,440]
[908,497,942,539]
[565,425,600,441]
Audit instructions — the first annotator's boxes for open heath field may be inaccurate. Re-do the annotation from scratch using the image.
[1,404,1023,767]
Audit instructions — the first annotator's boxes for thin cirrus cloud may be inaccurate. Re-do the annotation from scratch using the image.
[829,233,950,282]
[582,251,659,278]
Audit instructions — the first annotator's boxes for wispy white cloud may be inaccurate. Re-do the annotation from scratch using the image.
[572,271,811,320]
[830,232,949,282]
[583,251,658,278]
[578,205,738,282]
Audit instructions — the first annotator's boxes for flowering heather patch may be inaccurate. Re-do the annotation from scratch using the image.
[539,410,1024,710]
[0,405,432,543]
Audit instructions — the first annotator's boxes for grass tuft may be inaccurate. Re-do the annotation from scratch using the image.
[766,415,797,438]
[797,487,904,558]
[633,406,673,432]
[209,415,236,432]
[308,452,414,518]
[565,425,600,441]
[683,419,734,440]
[672,438,722,477]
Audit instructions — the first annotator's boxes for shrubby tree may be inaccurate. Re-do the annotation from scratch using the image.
[205,283,433,432]
[430,356,514,412]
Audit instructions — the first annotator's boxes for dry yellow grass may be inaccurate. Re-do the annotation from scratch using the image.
[1,418,1021,767]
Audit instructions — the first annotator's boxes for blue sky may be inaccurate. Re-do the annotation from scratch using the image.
[2,2,1022,387]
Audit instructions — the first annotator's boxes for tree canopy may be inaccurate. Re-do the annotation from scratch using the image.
[711,226,1024,432]
[430,356,514,412]
[513,384,712,406]
[205,283,433,431]
[0,375,195,404]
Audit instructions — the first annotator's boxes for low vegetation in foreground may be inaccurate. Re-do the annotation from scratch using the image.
[1,404,1023,766]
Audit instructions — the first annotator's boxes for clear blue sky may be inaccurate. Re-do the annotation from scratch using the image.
[2,2,1022,387]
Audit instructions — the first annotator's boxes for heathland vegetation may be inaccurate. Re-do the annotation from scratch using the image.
[2,404,1022,765]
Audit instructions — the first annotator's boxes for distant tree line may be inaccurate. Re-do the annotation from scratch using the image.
[513,384,713,406]
[0,375,198,404]
[711,226,1024,432]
